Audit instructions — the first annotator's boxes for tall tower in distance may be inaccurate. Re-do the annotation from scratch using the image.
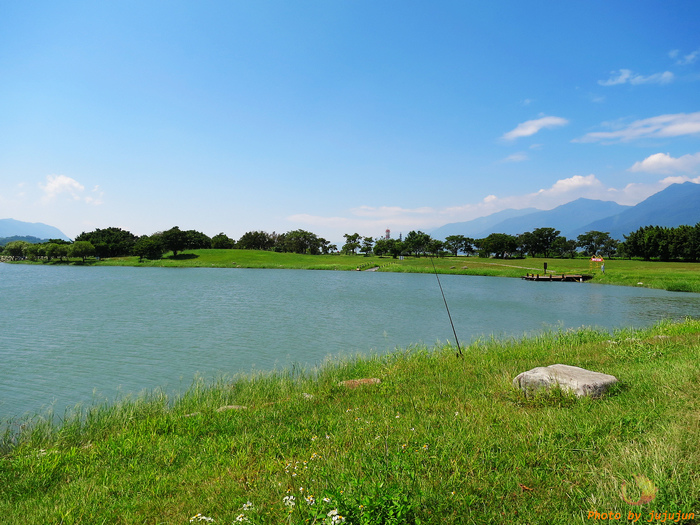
[385,229,391,240]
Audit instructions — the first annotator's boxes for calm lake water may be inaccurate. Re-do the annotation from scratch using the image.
[2,263,700,419]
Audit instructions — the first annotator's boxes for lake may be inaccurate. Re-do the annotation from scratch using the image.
[2,263,700,420]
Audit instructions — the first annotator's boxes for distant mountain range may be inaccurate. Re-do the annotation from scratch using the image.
[431,182,700,241]
[0,219,71,241]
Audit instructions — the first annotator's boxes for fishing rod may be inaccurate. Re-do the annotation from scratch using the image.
[429,256,463,357]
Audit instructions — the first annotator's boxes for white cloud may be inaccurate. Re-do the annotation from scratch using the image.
[287,174,681,240]
[575,111,700,143]
[501,152,528,163]
[39,174,84,201]
[598,69,633,86]
[349,205,434,218]
[598,69,674,86]
[629,152,700,174]
[38,175,103,205]
[501,116,569,140]
[670,48,699,65]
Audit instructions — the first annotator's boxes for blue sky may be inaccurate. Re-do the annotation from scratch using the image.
[2,1,699,243]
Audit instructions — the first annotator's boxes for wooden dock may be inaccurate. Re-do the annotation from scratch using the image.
[521,273,593,282]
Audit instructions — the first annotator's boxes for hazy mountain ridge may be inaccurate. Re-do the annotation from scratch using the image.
[0,235,52,246]
[577,182,700,240]
[0,219,71,241]
[431,182,700,241]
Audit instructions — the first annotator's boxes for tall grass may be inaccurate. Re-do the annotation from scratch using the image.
[2,319,699,523]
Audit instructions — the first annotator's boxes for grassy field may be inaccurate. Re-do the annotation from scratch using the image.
[4,251,700,523]
[1,319,699,524]
[87,249,700,293]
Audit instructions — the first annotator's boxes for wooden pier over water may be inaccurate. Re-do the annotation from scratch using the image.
[521,273,593,282]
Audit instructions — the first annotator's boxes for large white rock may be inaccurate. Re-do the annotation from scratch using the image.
[513,364,618,398]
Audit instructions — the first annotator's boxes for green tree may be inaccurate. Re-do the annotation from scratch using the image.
[427,238,444,256]
[238,231,276,251]
[161,227,188,256]
[55,244,69,261]
[211,233,236,249]
[373,238,390,257]
[552,236,578,258]
[68,241,96,262]
[361,236,374,256]
[319,238,333,254]
[403,230,431,257]
[43,243,61,261]
[277,229,323,254]
[184,230,212,250]
[444,235,474,256]
[530,227,560,257]
[342,233,361,255]
[479,233,518,258]
[3,241,29,259]
[24,243,40,261]
[133,236,165,261]
[74,227,138,258]
[388,239,405,259]
[517,231,536,257]
[576,231,615,257]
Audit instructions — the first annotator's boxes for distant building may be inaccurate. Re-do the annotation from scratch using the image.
[385,229,390,239]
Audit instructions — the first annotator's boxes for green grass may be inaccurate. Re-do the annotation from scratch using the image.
[2,319,699,524]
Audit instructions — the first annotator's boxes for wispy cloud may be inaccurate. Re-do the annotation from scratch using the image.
[39,175,103,205]
[286,175,690,239]
[598,69,674,86]
[501,152,528,163]
[501,116,569,140]
[574,111,700,143]
[669,49,699,66]
[629,152,700,174]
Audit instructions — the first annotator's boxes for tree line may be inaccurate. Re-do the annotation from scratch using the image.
[620,224,700,261]
[4,224,700,262]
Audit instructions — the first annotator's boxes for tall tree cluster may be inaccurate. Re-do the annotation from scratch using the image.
[620,224,700,261]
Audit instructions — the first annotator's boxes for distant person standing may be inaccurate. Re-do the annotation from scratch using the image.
[601,263,605,274]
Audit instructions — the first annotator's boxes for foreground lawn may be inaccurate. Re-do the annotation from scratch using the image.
[2,319,699,524]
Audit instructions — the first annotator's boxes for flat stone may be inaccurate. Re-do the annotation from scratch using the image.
[338,378,381,389]
[513,364,618,398]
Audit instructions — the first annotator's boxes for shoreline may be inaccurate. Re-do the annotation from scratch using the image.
[5,249,700,293]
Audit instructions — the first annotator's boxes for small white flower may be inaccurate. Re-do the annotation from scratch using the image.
[241,501,254,511]
[234,514,249,522]
[283,495,296,507]
[189,514,215,523]
[327,509,346,524]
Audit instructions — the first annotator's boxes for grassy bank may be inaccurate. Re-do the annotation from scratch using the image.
[29,249,697,293]
[2,319,699,524]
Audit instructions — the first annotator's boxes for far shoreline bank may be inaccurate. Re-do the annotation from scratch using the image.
[5,249,700,293]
